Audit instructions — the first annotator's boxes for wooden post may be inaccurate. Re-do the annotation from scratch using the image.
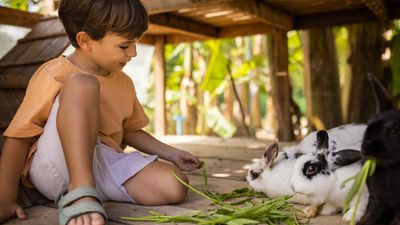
[154,35,167,135]
[267,29,293,141]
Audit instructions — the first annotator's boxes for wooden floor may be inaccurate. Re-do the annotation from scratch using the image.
[5,136,347,225]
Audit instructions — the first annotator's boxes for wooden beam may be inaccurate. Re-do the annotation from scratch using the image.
[0,74,30,89]
[0,6,42,28]
[228,0,293,31]
[219,22,274,38]
[142,0,234,15]
[295,8,377,30]
[149,13,219,39]
[361,0,388,21]
[295,4,400,30]
[139,34,156,45]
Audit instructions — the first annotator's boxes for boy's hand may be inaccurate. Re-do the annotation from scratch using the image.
[169,149,200,171]
[0,198,26,223]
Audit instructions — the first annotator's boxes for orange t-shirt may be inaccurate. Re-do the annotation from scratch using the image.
[4,56,149,186]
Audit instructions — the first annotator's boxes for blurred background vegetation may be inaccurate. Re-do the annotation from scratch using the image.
[1,0,400,139]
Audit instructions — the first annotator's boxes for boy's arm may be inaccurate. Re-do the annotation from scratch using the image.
[123,130,200,171]
[0,137,31,221]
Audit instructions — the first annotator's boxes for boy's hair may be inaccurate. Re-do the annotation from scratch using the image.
[58,0,148,48]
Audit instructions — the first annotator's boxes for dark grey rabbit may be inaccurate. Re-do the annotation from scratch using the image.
[357,74,400,225]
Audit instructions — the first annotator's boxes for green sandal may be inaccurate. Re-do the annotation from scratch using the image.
[55,186,107,225]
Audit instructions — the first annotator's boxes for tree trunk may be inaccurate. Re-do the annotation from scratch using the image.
[154,35,167,135]
[302,28,342,130]
[346,22,385,123]
[180,43,197,134]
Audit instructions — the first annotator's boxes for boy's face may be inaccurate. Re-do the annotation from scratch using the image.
[90,33,138,74]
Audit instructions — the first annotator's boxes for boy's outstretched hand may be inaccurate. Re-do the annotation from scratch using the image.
[169,149,200,172]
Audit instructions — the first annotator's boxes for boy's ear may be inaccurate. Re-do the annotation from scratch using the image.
[75,31,93,51]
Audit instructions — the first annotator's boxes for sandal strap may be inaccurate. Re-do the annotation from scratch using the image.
[59,201,107,225]
[56,186,103,208]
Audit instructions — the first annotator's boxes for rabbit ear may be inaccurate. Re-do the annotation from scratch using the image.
[329,149,361,170]
[264,141,279,168]
[316,130,329,154]
[367,73,394,112]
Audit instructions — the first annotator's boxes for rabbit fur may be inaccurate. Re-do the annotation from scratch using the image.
[356,74,400,225]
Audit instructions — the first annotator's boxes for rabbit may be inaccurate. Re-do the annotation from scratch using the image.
[246,142,313,204]
[247,124,366,217]
[247,123,366,188]
[356,74,400,225]
[291,130,369,222]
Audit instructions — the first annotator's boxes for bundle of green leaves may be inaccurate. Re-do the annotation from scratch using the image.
[122,162,307,225]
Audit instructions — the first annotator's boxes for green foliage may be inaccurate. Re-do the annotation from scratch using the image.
[205,107,237,138]
[1,0,28,10]
[288,31,306,115]
[201,40,229,93]
[0,0,41,11]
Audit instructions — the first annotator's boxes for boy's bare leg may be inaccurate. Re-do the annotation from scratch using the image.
[123,161,189,205]
[57,74,104,225]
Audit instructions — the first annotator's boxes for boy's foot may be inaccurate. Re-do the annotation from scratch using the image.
[56,186,107,225]
[66,197,105,225]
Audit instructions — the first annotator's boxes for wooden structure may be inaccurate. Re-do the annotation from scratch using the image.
[1,0,400,143]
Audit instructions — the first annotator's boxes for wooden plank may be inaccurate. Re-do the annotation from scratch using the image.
[219,22,274,38]
[154,36,167,135]
[361,0,388,21]
[17,31,66,44]
[149,13,219,39]
[142,0,234,15]
[228,0,293,31]
[0,6,42,28]
[0,74,30,89]
[0,58,51,68]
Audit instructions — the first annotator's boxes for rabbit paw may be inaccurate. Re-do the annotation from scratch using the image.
[342,208,363,222]
[319,203,340,215]
[303,204,323,218]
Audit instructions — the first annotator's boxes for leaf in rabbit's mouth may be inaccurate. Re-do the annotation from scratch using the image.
[342,158,376,225]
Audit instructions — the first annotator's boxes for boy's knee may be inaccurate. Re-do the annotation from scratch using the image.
[164,169,188,204]
[62,73,100,94]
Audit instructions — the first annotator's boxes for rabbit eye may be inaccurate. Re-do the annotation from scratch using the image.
[305,165,318,176]
[250,170,262,180]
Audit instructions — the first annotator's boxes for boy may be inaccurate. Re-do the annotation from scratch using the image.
[0,0,200,224]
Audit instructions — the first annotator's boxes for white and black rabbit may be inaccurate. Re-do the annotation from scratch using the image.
[247,124,366,217]
[246,142,313,204]
[356,74,400,225]
[291,130,369,222]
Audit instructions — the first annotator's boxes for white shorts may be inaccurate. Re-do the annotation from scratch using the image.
[29,96,157,202]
